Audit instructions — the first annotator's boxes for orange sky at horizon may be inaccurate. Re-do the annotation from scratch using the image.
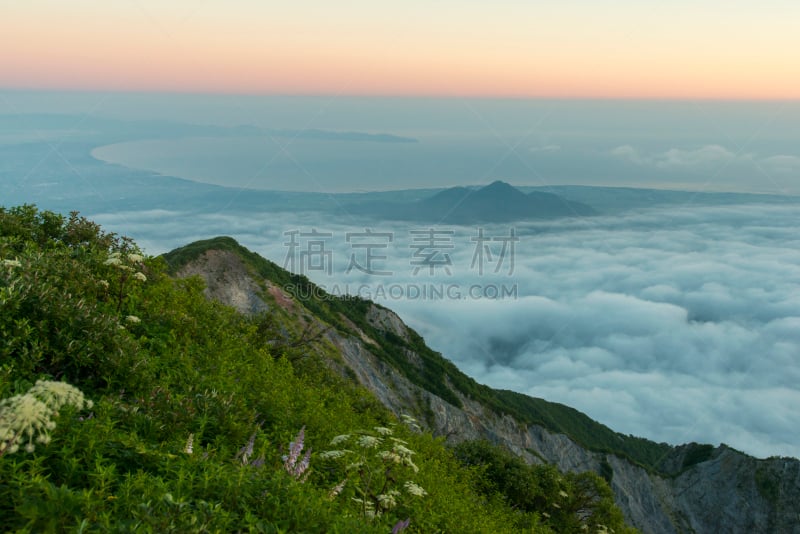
[2,1,799,100]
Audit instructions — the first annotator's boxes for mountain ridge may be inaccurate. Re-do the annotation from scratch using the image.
[163,235,800,534]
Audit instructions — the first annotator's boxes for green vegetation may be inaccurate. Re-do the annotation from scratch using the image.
[454,440,638,534]
[1,205,637,532]
[165,236,674,473]
[681,443,715,470]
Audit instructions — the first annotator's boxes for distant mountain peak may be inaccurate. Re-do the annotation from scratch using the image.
[346,180,596,223]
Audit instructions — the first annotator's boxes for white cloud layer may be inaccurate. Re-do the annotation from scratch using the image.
[611,144,800,175]
[93,203,800,459]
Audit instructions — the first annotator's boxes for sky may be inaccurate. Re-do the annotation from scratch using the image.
[2,0,799,460]
[2,0,800,99]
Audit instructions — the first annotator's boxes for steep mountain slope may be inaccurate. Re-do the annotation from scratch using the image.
[5,205,589,533]
[164,237,800,534]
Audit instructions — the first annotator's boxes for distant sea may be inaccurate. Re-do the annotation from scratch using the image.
[2,91,797,194]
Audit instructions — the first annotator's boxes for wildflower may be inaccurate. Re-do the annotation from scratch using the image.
[125,315,141,324]
[0,393,54,454]
[559,489,569,498]
[328,479,346,499]
[403,481,427,497]
[356,435,381,449]
[28,380,94,412]
[127,253,144,263]
[98,279,110,289]
[104,257,122,266]
[320,449,349,459]
[392,443,414,458]
[330,434,350,445]
[283,426,311,481]
[239,432,257,464]
[374,426,393,436]
[346,461,364,471]
[133,272,147,282]
[28,380,93,412]
[249,456,265,468]
[351,498,376,518]
[391,518,411,534]
[377,491,398,510]
[2,259,21,269]
[184,433,194,454]
[377,450,402,464]
[400,414,421,431]
[404,458,420,473]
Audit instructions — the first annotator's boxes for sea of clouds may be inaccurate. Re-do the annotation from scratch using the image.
[92,202,800,459]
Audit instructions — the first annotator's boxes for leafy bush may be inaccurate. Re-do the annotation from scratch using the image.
[454,440,637,533]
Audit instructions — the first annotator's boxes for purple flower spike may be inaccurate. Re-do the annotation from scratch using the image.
[391,518,411,533]
[284,426,311,482]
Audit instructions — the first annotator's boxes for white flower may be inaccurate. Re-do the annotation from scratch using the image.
[133,272,147,282]
[104,257,122,266]
[184,433,194,454]
[2,259,21,269]
[392,444,415,458]
[328,479,346,498]
[404,458,419,473]
[559,490,569,498]
[351,497,377,517]
[0,393,53,454]
[330,434,351,445]
[356,435,381,449]
[28,380,92,411]
[377,492,397,509]
[403,481,427,497]
[127,253,143,263]
[374,426,393,436]
[125,315,141,324]
[377,450,402,464]
[400,414,420,430]
[320,449,350,459]
[98,279,110,289]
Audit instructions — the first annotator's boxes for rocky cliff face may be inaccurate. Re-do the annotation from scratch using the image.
[175,248,800,534]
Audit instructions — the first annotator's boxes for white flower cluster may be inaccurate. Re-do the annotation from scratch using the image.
[403,481,427,497]
[400,414,421,432]
[378,438,419,473]
[28,380,93,412]
[356,435,382,449]
[376,489,401,510]
[104,251,146,281]
[320,423,427,519]
[0,380,92,455]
